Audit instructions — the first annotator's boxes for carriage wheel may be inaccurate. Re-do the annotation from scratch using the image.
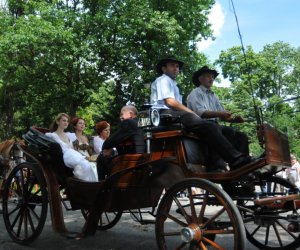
[81,209,122,231]
[155,178,246,250]
[2,162,48,245]
[240,176,300,250]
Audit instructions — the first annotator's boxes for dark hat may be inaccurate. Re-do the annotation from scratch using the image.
[95,121,110,135]
[156,56,184,75]
[192,66,219,86]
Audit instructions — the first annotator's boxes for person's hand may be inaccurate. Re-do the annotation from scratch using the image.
[102,148,113,157]
[219,111,232,120]
[88,155,98,162]
[226,115,244,123]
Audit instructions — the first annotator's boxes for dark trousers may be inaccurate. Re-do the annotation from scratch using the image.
[96,154,113,180]
[161,110,244,165]
[220,125,249,155]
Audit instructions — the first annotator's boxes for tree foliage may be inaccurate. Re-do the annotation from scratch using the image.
[0,0,215,138]
[215,41,300,155]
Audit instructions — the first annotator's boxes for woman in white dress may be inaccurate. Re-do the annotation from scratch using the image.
[93,121,111,154]
[45,113,98,182]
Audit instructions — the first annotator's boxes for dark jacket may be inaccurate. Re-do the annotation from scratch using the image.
[102,118,145,154]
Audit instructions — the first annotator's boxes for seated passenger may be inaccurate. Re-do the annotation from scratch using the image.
[97,105,145,180]
[45,113,98,182]
[93,121,111,155]
[69,117,98,177]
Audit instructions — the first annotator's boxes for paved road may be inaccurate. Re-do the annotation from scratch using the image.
[0,206,260,250]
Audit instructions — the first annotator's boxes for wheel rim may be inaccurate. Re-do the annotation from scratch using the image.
[241,176,300,250]
[155,178,245,250]
[2,163,48,245]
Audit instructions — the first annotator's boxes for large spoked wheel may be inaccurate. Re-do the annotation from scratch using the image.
[2,162,48,245]
[240,176,300,250]
[155,178,246,250]
[81,209,122,231]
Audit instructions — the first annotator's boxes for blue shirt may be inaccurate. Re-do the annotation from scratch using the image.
[150,74,182,109]
[187,85,224,120]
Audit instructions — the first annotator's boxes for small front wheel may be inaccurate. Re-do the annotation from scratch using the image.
[156,178,246,250]
[2,162,48,245]
[242,176,300,250]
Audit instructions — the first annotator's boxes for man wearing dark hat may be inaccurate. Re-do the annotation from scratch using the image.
[187,66,249,156]
[150,57,255,170]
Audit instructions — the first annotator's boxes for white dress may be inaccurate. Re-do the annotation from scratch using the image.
[45,132,98,182]
[68,133,98,180]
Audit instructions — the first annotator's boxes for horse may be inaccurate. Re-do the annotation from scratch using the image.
[0,138,25,200]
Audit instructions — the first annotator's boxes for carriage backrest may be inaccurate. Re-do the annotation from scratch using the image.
[22,127,73,186]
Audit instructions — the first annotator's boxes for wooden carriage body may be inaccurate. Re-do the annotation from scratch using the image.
[3,119,297,249]
[19,122,290,221]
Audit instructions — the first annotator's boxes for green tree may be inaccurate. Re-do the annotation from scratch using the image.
[215,42,300,155]
[0,0,216,138]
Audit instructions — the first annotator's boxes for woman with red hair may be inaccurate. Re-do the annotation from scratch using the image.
[93,121,111,154]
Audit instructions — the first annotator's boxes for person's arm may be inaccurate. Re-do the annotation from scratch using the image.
[202,110,232,120]
[66,132,76,142]
[164,97,195,114]
[102,120,136,156]
[93,137,103,154]
[102,120,132,150]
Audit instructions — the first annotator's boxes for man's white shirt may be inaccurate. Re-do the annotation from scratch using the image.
[150,74,182,109]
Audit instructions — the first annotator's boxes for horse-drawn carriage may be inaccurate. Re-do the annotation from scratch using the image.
[1,106,300,249]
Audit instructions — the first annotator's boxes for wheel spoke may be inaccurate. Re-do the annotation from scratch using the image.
[24,208,28,239]
[250,224,261,237]
[276,220,298,239]
[205,229,234,235]
[173,195,191,224]
[27,208,36,234]
[162,230,181,237]
[27,174,35,194]
[187,187,197,223]
[10,207,22,228]
[8,203,22,217]
[17,209,25,237]
[202,207,226,228]
[198,190,208,223]
[202,236,225,250]
[199,241,208,250]
[264,225,270,245]
[28,205,41,221]
[163,210,187,227]
[104,212,111,223]
[272,223,283,247]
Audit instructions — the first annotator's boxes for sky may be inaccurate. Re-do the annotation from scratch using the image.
[197,0,300,86]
